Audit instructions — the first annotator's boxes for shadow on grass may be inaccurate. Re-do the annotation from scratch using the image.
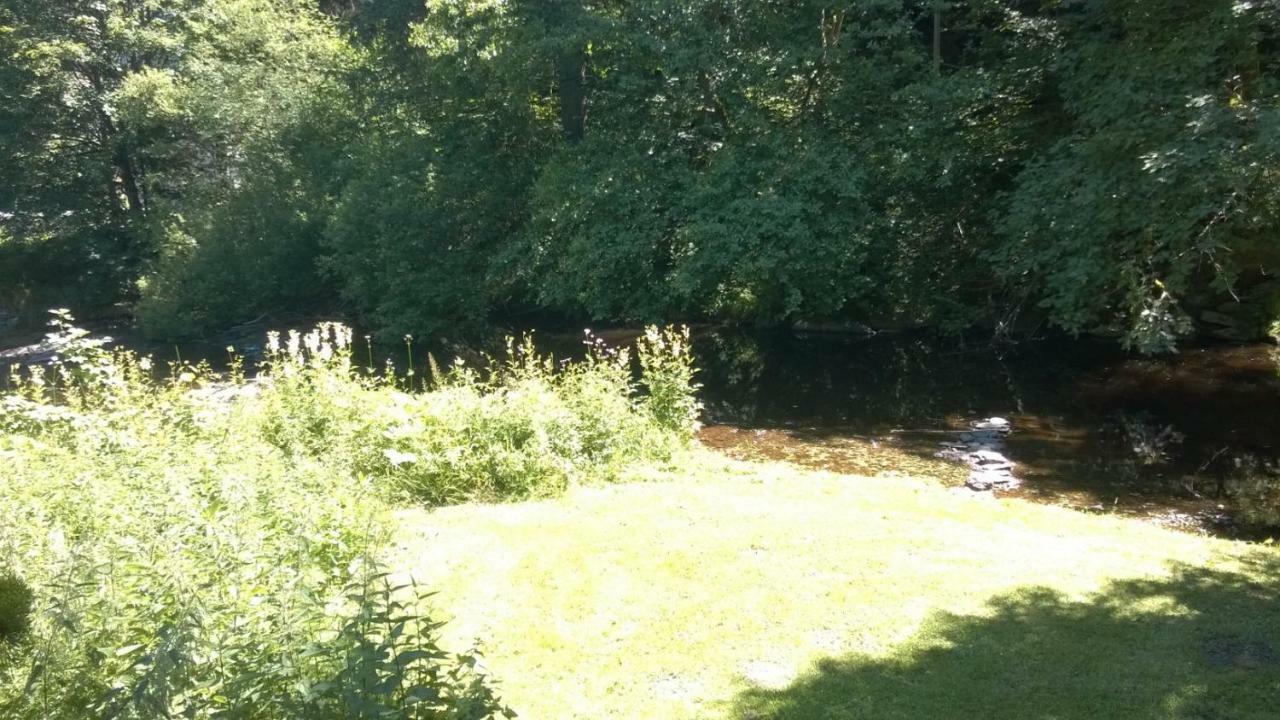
[731,556,1280,720]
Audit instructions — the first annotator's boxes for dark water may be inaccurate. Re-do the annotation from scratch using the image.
[686,328,1280,537]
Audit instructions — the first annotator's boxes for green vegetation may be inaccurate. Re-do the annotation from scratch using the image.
[3,1,1280,348]
[394,452,1280,719]
[3,1,1280,716]
[0,573,32,642]
[0,315,697,718]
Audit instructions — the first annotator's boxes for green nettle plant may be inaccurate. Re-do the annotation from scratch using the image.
[0,312,699,719]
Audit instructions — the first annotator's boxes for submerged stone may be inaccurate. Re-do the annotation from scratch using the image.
[937,418,1021,491]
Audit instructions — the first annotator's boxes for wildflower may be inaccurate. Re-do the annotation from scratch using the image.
[384,448,419,466]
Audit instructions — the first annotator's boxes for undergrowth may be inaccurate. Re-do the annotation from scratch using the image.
[0,312,699,719]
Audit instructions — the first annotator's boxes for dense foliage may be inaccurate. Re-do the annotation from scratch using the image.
[0,314,698,718]
[3,1,1279,350]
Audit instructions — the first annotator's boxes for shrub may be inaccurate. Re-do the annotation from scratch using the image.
[368,331,699,504]
[0,316,509,719]
[252,325,701,506]
[0,573,32,642]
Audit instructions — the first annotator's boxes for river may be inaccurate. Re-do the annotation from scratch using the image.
[686,328,1280,538]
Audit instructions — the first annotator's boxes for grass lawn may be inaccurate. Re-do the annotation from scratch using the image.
[390,450,1280,719]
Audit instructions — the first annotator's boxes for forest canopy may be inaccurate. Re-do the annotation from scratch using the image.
[2,0,1279,352]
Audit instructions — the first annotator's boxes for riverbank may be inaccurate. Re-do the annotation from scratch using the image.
[392,448,1280,719]
[699,424,1271,537]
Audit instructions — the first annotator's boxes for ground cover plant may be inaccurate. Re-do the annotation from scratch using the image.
[0,314,698,719]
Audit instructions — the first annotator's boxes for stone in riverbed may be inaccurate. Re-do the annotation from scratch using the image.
[971,449,1008,463]
[965,474,994,491]
[936,417,1021,492]
[971,417,1012,435]
[966,469,1019,491]
[976,461,1015,473]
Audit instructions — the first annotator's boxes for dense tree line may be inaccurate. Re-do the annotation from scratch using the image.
[2,0,1278,351]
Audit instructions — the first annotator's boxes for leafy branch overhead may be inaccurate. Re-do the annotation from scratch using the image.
[2,0,1279,349]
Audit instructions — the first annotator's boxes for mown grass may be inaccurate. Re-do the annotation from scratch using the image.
[392,450,1280,719]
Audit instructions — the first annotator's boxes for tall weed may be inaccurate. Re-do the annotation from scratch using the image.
[0,315,508,719]
[0,313,699,718]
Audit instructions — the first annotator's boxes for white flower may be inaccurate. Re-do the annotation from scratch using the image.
[383,448,419,466]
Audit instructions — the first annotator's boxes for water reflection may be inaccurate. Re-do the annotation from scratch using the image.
[690,329,1280,537]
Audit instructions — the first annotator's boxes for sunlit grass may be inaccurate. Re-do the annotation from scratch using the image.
[393,450,1280,719]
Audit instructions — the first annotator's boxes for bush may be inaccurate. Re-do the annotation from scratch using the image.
[0,227,134,328]
[253,325,700,506]
[0,316,509,719]
[0,573,32,642]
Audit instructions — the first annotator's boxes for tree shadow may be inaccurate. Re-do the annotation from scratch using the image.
[730,555,1280,719]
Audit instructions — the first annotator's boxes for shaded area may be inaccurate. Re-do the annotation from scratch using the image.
[731,556,1280,720]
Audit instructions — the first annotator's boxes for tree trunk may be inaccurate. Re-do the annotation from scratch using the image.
[113,143,146,216]
[933,1,943,74]
[557,48,587,143]
[698,71,732,137]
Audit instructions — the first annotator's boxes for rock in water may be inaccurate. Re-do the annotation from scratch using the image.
[936,417,1021,491]
[966,474,994,491]
[966,469,1020,490]
[971,417,1011,435]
